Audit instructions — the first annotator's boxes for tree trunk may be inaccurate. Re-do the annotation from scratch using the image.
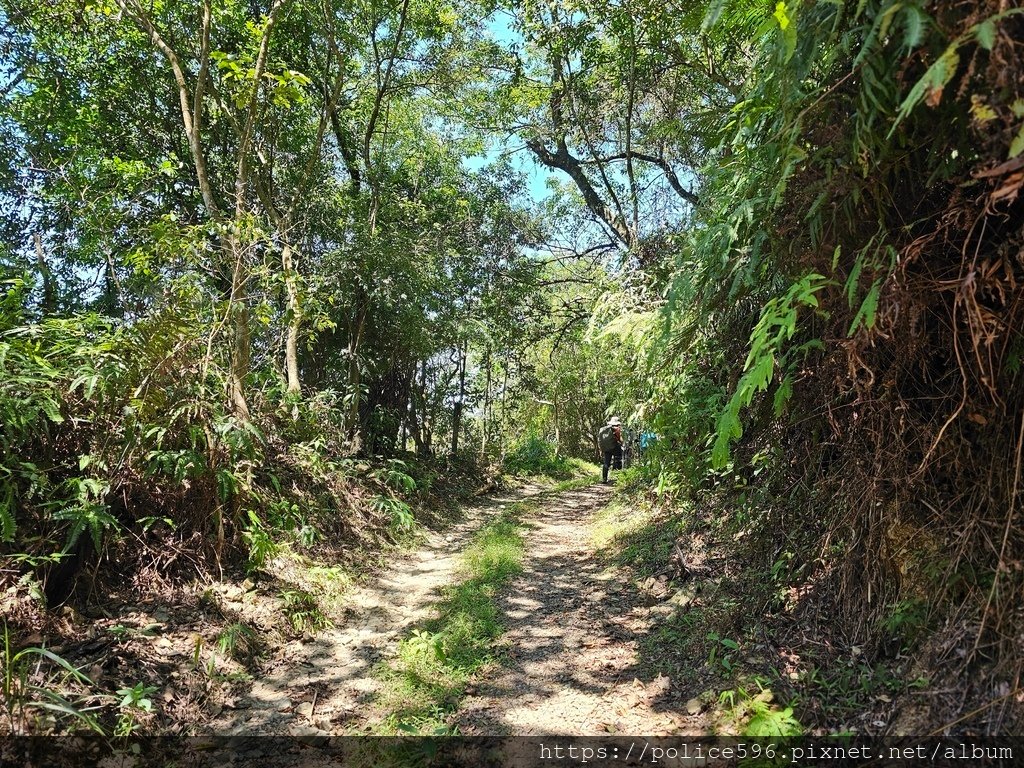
[34,234,56,315]
[499,361,510,457]
[451,342,467,457]
[418,358,431,456]
[227,233,251,420]
[346,300,367,451]
[553,397,561,456]
[407,391,423,455]
[281,241,301,395]
[479,345,492,460]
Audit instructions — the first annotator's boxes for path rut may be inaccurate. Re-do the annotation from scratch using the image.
[212,481,697,737]
[211,484,544,736]
[456,484,694,735]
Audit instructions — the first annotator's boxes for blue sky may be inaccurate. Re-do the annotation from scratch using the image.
[459,8,558,204]
[462,142,556,203]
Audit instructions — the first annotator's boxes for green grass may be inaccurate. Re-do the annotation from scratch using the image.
[591,497,686,578]
[374,501,530,735]
[550,470,601,492]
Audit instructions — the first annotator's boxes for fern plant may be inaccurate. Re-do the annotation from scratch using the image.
[712,273,830,468]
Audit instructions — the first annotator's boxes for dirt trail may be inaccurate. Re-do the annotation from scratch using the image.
[211,483,544,736]
[212,481,697,737]
[456,484,695,736]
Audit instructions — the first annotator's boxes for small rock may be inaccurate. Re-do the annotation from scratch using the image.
[645,674,671,703]
[296,702,314,718]
[247,693,292,711]
[686,698,703,715]
[290,724,330,746]
[669,585,699,608]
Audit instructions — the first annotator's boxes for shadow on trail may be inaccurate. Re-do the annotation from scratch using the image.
[457,484,680,735]
[204,486,545,735]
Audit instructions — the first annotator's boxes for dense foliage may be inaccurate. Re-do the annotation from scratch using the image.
[2,0,1022,737]
[481,0,1024,735]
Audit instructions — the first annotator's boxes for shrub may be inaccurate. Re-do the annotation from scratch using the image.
[502,435,577,479]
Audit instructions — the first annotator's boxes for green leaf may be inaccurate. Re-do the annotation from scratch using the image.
[901,5,928,51]
[32,700,106,734]
[877,2,902,41]
[773,375,794,417]
[1010,123,1024,159]
[16,647,93,685]
[748,353,775,397]
[712,405,742,469]
[846,255,864,306]
[40,398,64,424]
[744,705,802,737]
[0,484,15,543]
[848,280,881,335]
[702,0,728,31]
[773,1,790,30]
[975,18,996,50]
[892,44,961,130]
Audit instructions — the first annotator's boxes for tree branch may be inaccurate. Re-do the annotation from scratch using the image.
[117,0,219,216]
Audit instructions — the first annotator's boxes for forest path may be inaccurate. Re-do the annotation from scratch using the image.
[210,483,546,737]
[455,483,695,735]
[211,480,699,737]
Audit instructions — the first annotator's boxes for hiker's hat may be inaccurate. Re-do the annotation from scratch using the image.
[608,416,621,426]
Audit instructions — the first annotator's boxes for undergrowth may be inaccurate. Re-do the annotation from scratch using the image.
[502,436,594,481]
[592,497,686,578]
[632,0,1024,736]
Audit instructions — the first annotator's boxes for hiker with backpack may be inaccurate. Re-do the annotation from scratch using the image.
[598,416,624,484]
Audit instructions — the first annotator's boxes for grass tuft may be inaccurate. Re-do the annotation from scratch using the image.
[592,498,686,578]
[374,501,529,734]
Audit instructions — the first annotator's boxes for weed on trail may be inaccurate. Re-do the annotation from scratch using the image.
[1,622,106,736]
[373,500,531,735]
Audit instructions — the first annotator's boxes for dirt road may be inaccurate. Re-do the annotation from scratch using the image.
[211,481,697,737]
